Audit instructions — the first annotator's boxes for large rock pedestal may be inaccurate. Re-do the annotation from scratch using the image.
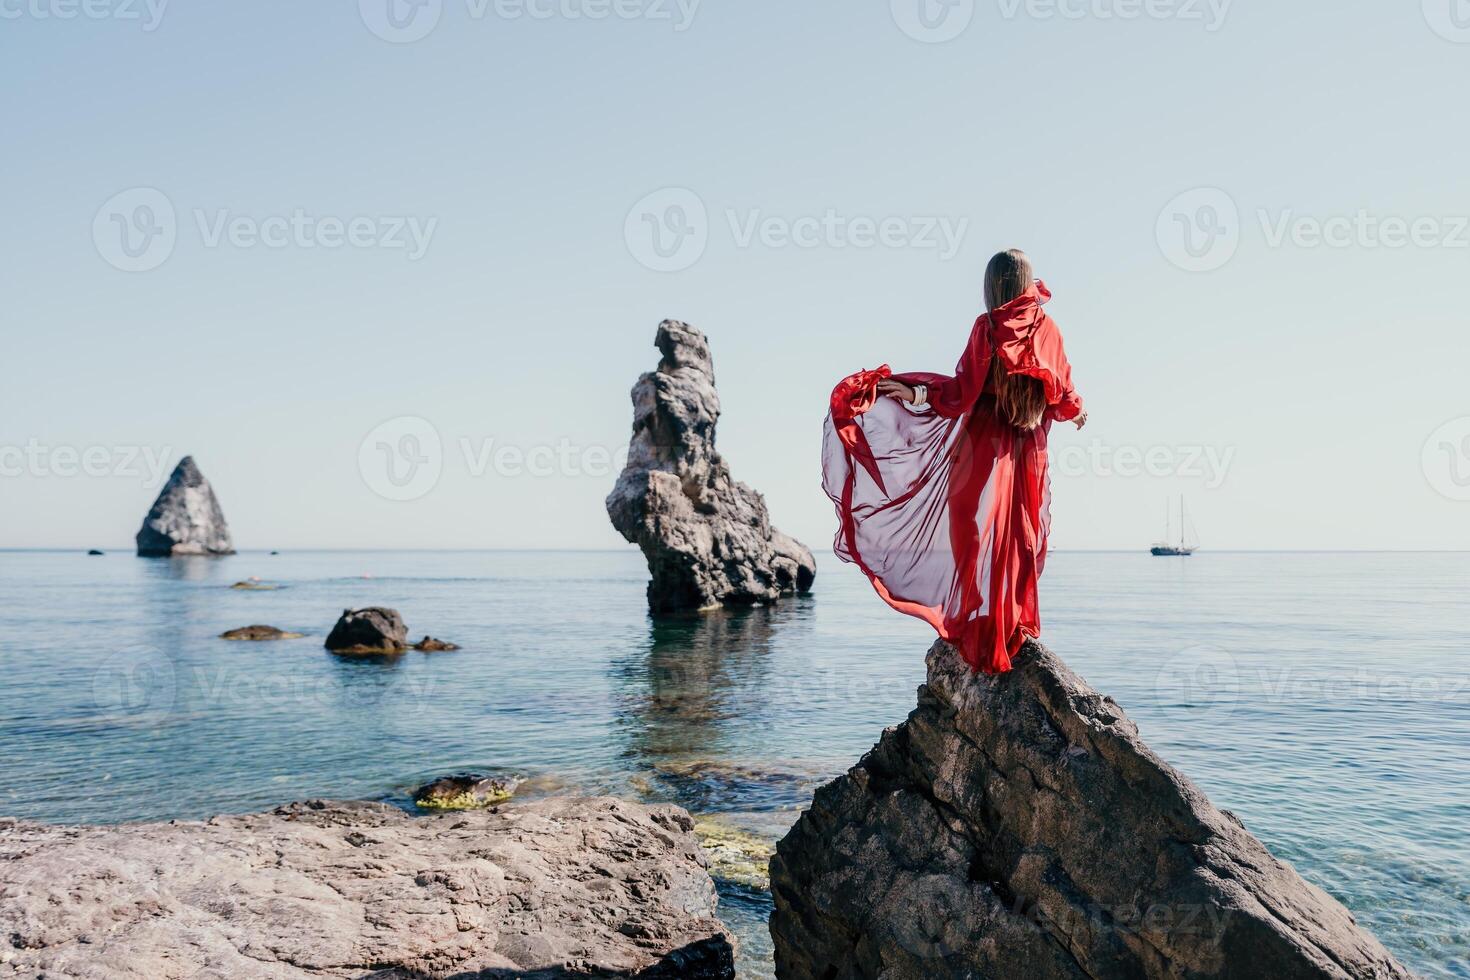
[607,320,816,613]
[769,640,1413,980]
[135,455,235,556]
[0,797,735,979]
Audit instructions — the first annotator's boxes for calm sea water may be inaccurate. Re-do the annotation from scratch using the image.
[0,549,1465,978]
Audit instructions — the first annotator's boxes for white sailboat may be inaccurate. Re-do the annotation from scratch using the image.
[1150,496,1198,556]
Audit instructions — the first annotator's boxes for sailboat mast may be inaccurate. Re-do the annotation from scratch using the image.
[1180,495,1186,549]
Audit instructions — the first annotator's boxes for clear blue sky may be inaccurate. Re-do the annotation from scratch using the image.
[4,0,1469,551]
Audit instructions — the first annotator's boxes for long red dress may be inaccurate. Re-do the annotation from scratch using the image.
[822,281,1084,674]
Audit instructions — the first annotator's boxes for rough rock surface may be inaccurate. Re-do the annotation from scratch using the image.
[607,320,816,612]
[770,640,1413,980]
[135,456,235,556]
[0,796,736,979]
[324,607,408,654]
[413,636,461,652]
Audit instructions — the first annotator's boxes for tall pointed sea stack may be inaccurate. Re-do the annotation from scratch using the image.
[770,640,1413,979]
[608,320,816,613]
[135,456,235,557]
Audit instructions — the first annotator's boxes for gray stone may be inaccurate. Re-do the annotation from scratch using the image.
[770,640,1414,980]
[324,607,408,654]
[608,320,816,612]
[135,456,235,557]
[0,796,736,979]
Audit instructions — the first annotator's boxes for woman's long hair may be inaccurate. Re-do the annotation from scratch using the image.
[983,249,1048,431]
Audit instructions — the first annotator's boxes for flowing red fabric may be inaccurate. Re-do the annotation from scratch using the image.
[822,281,1084,674]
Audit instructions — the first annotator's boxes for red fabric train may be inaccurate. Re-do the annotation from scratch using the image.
[822,281,1084,674]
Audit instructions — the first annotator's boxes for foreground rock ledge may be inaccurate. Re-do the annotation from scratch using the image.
[770,640,1412,980]
[607,320,816,613]
[1,797,735,979]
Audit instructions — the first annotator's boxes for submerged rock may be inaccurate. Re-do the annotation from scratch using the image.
[695,815,775,891]
[607,320,817,613]
[135,456,235,557]
[324,607,408,654]
[220,625,305,641]
[770,640,1414,980]
[230,579,279,591]
[0,797,736,978]
[413,774,520,810]
[413,635,460,652]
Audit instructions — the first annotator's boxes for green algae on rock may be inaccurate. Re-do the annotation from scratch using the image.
[413,774,521,811]
[694,816,774,891]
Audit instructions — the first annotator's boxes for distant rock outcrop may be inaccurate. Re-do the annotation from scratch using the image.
[0,797,736,978]
[324,607,408,654]
[135,456,235,557]
[770,640,1413,980]
[608,320,816,612]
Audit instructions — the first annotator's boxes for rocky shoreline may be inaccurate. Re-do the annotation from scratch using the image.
[0,797,736,978]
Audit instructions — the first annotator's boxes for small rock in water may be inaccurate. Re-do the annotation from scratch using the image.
[220,625,305,642]
[412,636,460,652]
[413,774,521,810]
[86,549,104,556]
[230,580,279,591]
[324,607,408,654]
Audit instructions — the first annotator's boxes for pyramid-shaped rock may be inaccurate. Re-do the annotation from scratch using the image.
[135,456,235,557]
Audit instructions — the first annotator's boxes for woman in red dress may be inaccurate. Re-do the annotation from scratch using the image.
[822,249,1087,674]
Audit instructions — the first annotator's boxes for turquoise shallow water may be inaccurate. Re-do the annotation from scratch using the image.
[0,549,1466,978]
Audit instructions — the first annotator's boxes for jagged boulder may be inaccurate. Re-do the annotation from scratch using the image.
[0,797,736,978]
[770,640,1413,980]
[135,456,234,556]
[324,607,408,654]
[608,320,816,612]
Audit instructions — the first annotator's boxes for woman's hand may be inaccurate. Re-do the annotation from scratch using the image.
[876,379,916,404]
[1073,410,1088,430]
